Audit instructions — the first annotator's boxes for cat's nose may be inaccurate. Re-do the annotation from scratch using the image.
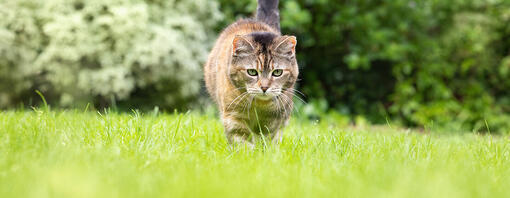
[261,86,269,93]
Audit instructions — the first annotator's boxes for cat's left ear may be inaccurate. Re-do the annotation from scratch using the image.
[232,35,254,57]
[274,35,297,58]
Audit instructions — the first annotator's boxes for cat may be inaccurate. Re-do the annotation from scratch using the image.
[204,0,299,147]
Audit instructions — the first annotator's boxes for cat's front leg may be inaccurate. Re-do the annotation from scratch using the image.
[222,116,255,148]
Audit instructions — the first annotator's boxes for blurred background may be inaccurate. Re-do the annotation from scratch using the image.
[1,0,510,133]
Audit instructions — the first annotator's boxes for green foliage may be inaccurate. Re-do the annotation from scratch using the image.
[218,0,510,133]
[0,0,222,109]
[2,0,510,133]
[2,110,510,197]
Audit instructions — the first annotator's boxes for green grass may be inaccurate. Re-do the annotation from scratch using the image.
[1,109,509,198]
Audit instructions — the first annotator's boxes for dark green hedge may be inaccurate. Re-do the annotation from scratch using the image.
[217,0,510,133]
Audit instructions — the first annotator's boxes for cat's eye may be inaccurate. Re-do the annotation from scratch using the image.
[247,69,258,76]
[272,69,283,77]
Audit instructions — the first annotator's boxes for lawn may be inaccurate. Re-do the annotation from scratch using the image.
[1,109,509,198]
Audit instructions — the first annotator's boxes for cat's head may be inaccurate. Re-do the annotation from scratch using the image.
[228,32,298,101]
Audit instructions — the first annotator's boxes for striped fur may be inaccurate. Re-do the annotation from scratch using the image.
[204,1,298,146]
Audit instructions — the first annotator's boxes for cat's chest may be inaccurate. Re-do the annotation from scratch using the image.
[244,106,285,134]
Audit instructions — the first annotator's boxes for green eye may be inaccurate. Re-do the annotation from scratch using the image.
[272,69,283,77]
[247,69,258,76]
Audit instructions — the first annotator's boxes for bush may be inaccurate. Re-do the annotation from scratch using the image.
[0,0,222,109]
[2,0,510,133]
[218,0,510,133]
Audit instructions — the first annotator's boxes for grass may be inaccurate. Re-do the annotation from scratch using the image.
[1,109,509,198]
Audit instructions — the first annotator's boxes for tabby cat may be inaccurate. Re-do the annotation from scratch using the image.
[204,0,299,147]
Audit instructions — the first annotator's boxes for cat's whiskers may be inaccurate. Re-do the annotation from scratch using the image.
[277,96,285,115]
[241,95,252,118]
[285,88,306,98]
[235,93,253,110]
[246,87,260,94]
[227,92,249,110]
[280,96,289,116]
[283,89,306,104]
[273,96,282,115]
[246,95,255,119]
[281,93,300,115]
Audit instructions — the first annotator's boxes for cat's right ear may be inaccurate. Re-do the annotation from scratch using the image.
[232,35,254,57]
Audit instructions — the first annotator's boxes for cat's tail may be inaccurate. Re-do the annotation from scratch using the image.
[256,0,280,32]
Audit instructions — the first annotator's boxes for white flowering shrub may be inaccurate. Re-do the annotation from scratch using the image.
[0,0,222,108]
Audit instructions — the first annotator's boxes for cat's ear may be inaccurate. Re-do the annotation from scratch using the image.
[274,35,297,58]
[232,35,254,57]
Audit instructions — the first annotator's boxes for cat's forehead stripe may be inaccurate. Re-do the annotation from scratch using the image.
[270,56,275,70]
[257,54,263,70]
[250,32,277,47]
[264,54,271,71]
[248,32,277,72]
